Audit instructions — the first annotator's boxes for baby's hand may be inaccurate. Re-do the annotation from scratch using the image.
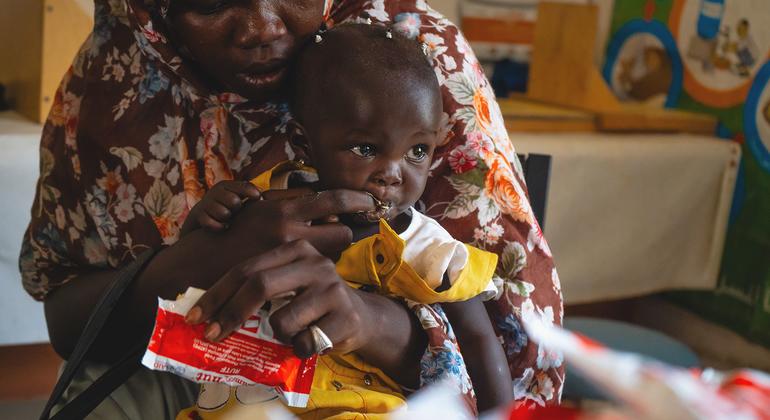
[182,181,261,235]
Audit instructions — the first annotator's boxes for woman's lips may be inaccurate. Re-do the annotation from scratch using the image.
[235,66,286,89]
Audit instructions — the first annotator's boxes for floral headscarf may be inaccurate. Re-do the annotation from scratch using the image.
[21,0,564,411]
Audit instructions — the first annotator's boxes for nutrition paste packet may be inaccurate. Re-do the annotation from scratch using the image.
[142,287,317,408]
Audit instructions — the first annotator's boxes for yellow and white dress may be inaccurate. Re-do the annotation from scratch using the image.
[178,161,498,420]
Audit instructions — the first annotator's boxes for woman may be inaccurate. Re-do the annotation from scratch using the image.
[21,0,563,417]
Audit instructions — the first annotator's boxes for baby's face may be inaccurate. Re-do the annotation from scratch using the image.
[304,79,442,222]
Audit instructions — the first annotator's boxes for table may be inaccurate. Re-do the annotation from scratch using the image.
[0,111,47,345]
[513,132,741,304]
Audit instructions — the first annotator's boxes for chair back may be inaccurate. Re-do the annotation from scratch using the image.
[517,153,552,232]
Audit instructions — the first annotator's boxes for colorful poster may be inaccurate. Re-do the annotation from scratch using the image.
[670,0,770,108]
[604,0,770,348]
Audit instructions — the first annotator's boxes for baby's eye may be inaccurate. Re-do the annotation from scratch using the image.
[350,144,376,158]
[406,144,429,163]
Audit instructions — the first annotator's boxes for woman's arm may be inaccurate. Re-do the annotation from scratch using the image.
[44,189,428,386]
[44,238,426,387]
[44,225,264,361]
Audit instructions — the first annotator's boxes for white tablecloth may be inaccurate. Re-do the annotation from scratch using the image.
[513,132,740,304]
[0,111,47,345]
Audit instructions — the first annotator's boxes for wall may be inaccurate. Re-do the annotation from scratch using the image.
[0,0,43,119]
[0,0,92,122]
[601,0,770,348]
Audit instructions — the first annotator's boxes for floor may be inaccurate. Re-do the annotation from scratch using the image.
[569,296,770,372]
[0,343,60,419]
[1,399,46,419]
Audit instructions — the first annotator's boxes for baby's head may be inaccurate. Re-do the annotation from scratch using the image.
[290,23,442,222]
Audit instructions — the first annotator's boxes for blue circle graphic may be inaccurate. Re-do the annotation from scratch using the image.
[744,60,770,173]
[603,19,684,108]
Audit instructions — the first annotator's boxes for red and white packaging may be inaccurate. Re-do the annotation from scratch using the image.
[519,313,770,420]
[142,287,317,408]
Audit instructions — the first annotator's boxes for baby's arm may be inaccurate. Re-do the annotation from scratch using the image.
[443,296,513,413]
[180,181,261,236]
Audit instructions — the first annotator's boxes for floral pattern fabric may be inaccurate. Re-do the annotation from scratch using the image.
[20,0,564,410]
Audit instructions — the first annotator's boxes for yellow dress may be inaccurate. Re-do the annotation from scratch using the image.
[178,161,497,420]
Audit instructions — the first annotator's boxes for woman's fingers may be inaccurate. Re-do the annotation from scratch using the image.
[232,189,371,254]
[261,188,316,202]
[198,212,227,231]
[224,181,261,200]
[185,240,321,337]
[184,236,369,357]
[210,182,259,215]
[269,276,362,358]
[291,309,360,359]
[206,256,330,341]
[296,223,353,259]
[268,277,339,343]
[203,203,231,223]
[315,215,340,224]
[289,189,376,222]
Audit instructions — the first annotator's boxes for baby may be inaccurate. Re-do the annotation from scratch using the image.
[181,23,512,415]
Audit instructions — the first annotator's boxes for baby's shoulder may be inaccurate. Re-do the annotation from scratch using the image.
[401,209,456,243]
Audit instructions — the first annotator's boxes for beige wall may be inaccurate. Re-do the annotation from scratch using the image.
[435,0,614,66]
[0,0,92,122]
[430,0,461,25]
[0,0,44,119]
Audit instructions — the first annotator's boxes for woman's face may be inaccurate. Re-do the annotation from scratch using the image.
[168,0,325,101]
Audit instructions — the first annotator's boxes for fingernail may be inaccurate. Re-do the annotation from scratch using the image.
[205,322,221,341]
[186,306,202,324]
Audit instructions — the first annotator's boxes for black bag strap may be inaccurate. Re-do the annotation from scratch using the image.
[40,248,157,420]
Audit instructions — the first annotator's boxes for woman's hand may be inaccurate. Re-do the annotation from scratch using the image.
[223,188,374,258]
[44,189,376,361]
[180,236,428,387]
[155,188,428,384]
[186,239,372,358]
[47,187,424,385]
[137,189,377,301]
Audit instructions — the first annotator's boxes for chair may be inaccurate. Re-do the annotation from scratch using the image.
[516,152,700,401]
[517,153,551,231]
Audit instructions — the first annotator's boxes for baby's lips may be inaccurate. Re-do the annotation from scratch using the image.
[366,190,399,208]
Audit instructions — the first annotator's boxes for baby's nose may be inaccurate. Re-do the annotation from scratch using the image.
[372,163,402,186]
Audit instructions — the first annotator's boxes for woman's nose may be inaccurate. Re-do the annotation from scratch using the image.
[372,163,403,187]
[232,4,288,50]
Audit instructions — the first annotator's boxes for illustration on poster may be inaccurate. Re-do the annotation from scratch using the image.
[764,99,770,125]
[618,45,673,103]
[687,17,758,78]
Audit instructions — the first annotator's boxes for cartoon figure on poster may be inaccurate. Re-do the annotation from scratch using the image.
[612,34,674,106]
[745,61,770,174]
[604,6,683,109]
[670,0,770,108]
[764,98,770,125]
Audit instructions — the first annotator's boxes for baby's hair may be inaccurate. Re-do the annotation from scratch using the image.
[289,23,440,128]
